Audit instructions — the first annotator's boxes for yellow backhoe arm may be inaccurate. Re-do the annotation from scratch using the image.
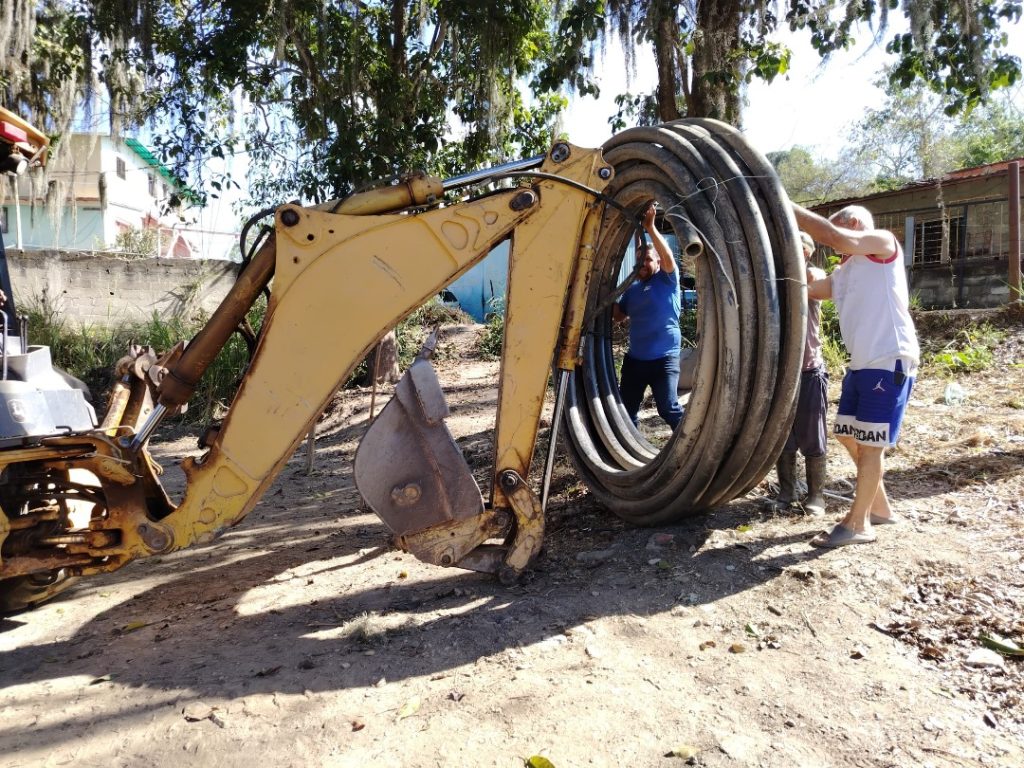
[3,117,810,615]
[0,142,612,585]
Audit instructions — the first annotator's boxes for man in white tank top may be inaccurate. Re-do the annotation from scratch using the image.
[792,204,920,548]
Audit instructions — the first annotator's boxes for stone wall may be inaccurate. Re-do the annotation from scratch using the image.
[908,256,1011,309]
[6,247,1007,326]
[5,249,239,327]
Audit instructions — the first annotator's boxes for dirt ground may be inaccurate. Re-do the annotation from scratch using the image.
[1,311,1023,768]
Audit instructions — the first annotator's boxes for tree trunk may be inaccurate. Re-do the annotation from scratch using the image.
[653,2,682,122]
[687,0,743,123]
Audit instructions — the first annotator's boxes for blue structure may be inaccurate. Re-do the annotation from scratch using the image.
[443,235,696,323]
[444,241,510,322]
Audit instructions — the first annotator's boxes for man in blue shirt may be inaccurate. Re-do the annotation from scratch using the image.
[613,203,683,430]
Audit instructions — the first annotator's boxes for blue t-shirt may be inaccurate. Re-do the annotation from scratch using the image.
[618,268,681,360]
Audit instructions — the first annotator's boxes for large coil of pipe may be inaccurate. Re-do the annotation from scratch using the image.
[563,118,807,524]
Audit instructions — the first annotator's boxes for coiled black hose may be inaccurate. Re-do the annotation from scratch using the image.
[563,119,807,524]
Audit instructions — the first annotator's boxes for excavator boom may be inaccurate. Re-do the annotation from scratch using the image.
[0,142,615,599]
[0,114,808,613]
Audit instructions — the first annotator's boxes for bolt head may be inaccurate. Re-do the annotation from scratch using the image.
[509,190,537,212]
[138,523,171,552]
[391,483,422,507]
[550,143,570,163]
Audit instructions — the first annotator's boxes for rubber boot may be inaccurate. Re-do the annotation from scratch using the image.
[773,452,798,508]
[803,454,827,517]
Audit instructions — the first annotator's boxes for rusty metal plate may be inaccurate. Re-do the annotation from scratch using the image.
[355,359,484,537]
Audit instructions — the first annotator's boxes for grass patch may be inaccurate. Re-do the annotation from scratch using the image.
[25,296,260,424]
[821,336,849,377]
[818,299,849,377]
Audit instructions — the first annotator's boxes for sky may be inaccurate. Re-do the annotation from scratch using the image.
[61,16,1019,256]
[562,19,1024,159]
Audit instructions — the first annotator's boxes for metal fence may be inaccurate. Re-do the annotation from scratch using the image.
[872,197,1015,267]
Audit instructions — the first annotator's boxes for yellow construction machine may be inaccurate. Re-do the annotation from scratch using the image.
[0,115,807,612]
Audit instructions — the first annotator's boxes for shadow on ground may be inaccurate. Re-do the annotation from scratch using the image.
[0,435,835,752]
[9,408,1013,751]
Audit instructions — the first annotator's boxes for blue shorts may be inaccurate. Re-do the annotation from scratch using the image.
[834,364,914,448]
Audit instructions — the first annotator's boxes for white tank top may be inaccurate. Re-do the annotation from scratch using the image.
[830,235,920,374]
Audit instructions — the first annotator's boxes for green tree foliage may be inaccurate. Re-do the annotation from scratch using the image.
[948,92,1024,167]
[771,80,1023,203]
[846,76,1024,190]
[537,0,792,124]
[766,147,867,204]
[2,1,565,205]
[540,1,1020,130]
[110,225,159,258]
[0,1,91,139]
[2,1,1019,205]
[846,70,959,187]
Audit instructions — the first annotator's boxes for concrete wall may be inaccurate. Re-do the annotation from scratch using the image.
[5,248,238,327]
[909,256,1011,309]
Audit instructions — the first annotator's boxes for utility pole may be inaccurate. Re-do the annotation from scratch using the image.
[12,175,23,249]
[1009,161,1021,303]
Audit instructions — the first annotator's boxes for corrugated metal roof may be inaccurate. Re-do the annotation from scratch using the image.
[943,157,1024,180]
[811,157,1024,212]
[123,137,200,205]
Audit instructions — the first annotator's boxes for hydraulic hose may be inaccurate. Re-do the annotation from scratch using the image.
[563,119,806,524]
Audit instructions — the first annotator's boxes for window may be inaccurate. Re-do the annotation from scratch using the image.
[913,216,964,265]
[148,173,156,197]
[116,157,126,179]
[948,216,965,261]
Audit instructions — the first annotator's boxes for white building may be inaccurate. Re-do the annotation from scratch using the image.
[2,134,206,257]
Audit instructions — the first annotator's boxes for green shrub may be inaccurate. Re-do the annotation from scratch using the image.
[23,295,264,424]
[818,298,840,345]
[189,300,267,422]
[929,345,992,374]
[478,298,505,360]
[110,226,159,259]
[679,305,698,347]
[924,323,1005,376]
[815,299,848,376]
[26,293,473,426]
[395,297,471,368]
[821,336,849,377]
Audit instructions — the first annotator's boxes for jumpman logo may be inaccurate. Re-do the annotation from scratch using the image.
[873,380,885,392]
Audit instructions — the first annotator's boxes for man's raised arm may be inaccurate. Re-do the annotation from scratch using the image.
[793,204,894,258]
[644,203,676,274]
